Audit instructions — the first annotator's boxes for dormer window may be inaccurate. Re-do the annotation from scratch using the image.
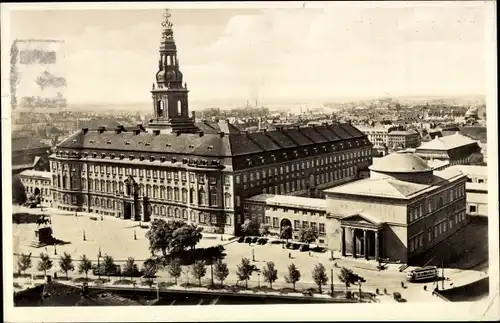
[101,153,106,158]
[90,140,95,144]
[72,139,77,143]
[129,155,135,160]
[120,154,125,159]
[207,145,214,150]
[83,152,88,157]
[150,156,155,162]
[106,141,111,144]
[125,141,130,145]
[189,145,195,149]
[139,155,145,161]
[183,158,188,164]
[145,142,151,146]
[110,153,115,159]
[160,157,166,163]
[93,153,97,158]
[166,143,171,147]
[171,157,177,163]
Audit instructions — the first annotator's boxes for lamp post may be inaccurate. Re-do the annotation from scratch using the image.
[252,248,255,262]
[83,230,86,241]
[210,257,214,286]
[257,272,261,288]
[134,230,137,240]
[97,247,102,279]
[54,243,57,255]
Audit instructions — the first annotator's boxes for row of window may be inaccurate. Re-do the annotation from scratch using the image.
[408,233,424,253]
[236,152,367,185]
[153,208,232,226]
[263,216,326,234]
[429,211,466,242]
[409,184,466,222]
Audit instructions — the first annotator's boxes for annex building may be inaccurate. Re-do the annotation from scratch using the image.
[50,10,372,235]
[323,153,468,264]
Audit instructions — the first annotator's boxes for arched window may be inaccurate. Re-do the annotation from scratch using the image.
[153,205,158,215]
[167,55,171,66]
[89,179,94,191]
[101,198,105,208]
[224,193,232,208]
[82,179,87,190]
[199,189,206,205]
[106,181,111,193]
[181,189,188,203]
[174,208,180,218]
[95,197,100,207]
[146,185,151,197]
[190,188,196,204]
[161,206,166,216]
[210,188,217,206]
[182,209,188,219]
[160,186,165,199]
[113,182,117,193]
[428,200,433,213]
[167,207,172,217]
[190,210,195,221]
[113,200,116,209]
[438,197,443,208]
[119,182,124,194]
[177,100,182,116]
[107,199,111,208]
[62,175,67,189]
[100,180,105,191]
[95,179,100,191]
[90,198,94,206]
[139,184,144,196]
[174,188,180,201]
[167,187,173,200]
[153,185,158,199]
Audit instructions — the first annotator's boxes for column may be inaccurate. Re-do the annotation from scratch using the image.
[363,230,368,260]
[341,227,346,257]
[375,231,379,260]
[351,228,357,258]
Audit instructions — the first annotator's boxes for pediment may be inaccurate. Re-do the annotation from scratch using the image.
[340,213,382,226]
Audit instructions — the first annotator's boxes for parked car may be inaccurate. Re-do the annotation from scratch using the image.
[299,244,309,252]
[291,243,300,250]
[237,236,245,243]
[286,242,293,249]
[251,237,259,243]
[244,237,252,243]
[257,238,268,245]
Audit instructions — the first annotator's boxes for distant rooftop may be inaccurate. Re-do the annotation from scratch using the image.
[416,132,478,151]
[18,169,52,179]
[245,194,326,211]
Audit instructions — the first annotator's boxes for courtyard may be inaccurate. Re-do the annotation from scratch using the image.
[11,205,489,303]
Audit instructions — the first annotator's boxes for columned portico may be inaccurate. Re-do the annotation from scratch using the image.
[339,213,384,260]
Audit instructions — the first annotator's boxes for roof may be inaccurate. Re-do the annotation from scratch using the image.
[369,153,431,173]
[466,182,488,193]
[245,194,326,211]
[416,133,478,151]
[12,137,51,153]
[340,212,383,225]
[388,130,419,136]
[18,169,52,179]
[427,159,450,170]
[56,122,368,158]
[324,167,466,200]
[448,165,488,177]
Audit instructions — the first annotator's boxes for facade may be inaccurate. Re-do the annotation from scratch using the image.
[49,10,373,235]
[415,132,482,166]
[356,125,405,147]
[448,165,488,217]
[324,153,468,264]
[12,136,52,175]
[17,170,53,205]
[243,194,327,245]
[387,130,421,149]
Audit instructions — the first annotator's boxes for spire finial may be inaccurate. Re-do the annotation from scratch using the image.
[161,9,173,29]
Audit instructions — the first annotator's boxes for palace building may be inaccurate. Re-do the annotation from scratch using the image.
[49,10,372,235]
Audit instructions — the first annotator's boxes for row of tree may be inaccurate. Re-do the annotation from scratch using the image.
[241,220,319,245]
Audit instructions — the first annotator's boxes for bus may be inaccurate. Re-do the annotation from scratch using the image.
[406,266,439,282]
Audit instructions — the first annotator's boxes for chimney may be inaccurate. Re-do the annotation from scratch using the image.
[153,129,160,136]
[98,126,106,134]
[82,128,89,134]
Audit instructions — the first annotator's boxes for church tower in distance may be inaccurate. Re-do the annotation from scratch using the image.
[147,9,198,134]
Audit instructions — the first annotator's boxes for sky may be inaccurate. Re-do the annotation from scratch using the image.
[7,3,493,106]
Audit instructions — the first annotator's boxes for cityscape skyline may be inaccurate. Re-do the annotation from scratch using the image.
[8,4,491,105]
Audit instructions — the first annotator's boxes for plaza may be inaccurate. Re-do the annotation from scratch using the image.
[12,204,488,303]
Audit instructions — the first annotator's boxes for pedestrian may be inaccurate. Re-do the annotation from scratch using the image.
[383,288,387,295]
[424,285,427,291]
[308,251,311,256]
[288,252,291,258]
[401,281,404,288]
[376,288,379,295]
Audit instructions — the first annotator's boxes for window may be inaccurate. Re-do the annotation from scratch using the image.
[199,190,206,205]
[469,205,477,213]
[199,175,205,184]
[182,189,188,203]
[318,223,325,234]
[224,193,232,208]
[236,196,241,207]
[235,175,240,184]
[190,174,195,183]
[210,189,217,206]
[166,172,172,180]
[146,185,151,197]
[160,186,165,199]
[167,187,173,200]
[146,169,151,178]
[174,188,180,201]
[272,217,278,228]
[428,229,432,242]
[181,172,187,182]
[174,172,179,181]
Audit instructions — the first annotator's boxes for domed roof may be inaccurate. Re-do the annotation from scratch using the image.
[369,152,431,173]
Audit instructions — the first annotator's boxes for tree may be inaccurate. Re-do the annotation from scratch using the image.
[469,152,485,166]
[284,263,301,291]
[280,225,293,243]
[258,224,271,237]
[170,223,203,252]
[145,219,186,256]
[102,254,116,281]
[17,253,32,274]
[78,255,92,279]
[123,257,139,279]
[298,227,318,246]
[191,260,207,287]
[236,257,253,288]
[241,219,258,235]
[12,175,27,205]
[262,261,278,289]
[59,252,74,279]
[213,260,229,286]
[167,258,182,285]
[37,253,53,276]
[312,263,328,294]
[338,267,354,290]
